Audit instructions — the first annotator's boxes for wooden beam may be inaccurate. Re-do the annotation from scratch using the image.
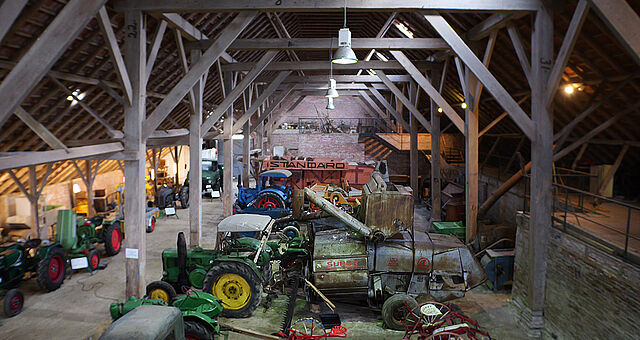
[466,13,520,41]
[274,74,412,83]
[0,1,27,43]
[268,96,306,134]
[188,38,449,50]
[506,23,532,87]
[222,60,435,72]
[97,6,133,105]
[173,28,197,114]
[390,50,464,133]
[123,9,147,298]
[250,86,297,133]
[597,144,629,195]
[0,0,107,127]
[49,76,122,138]
[14,106,69,152]
[376,71,430,132]
[358,91,394,131]
[202,50,277,136]
[425,14,535,140]
[143,11,257,140]
[357,12,397,76]
[114,0,542,12]
[146,20,168,83]
[545,0,589,105]
[189,49,203,248]
[591,0,640,66]
[479,95,530,137]
[367,85,410,132]
[232,71,290,134]
[571,143,588,170]
[0,143,124,171]
[28,166,40,237]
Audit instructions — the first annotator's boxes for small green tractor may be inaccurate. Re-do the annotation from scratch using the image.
[0,238,66,317]
[179,158,223,208]
[55,209,122,272]
[147,214,308,318]
[110,290,224,339]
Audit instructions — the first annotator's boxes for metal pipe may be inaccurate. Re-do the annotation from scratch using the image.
[303,187,374,238]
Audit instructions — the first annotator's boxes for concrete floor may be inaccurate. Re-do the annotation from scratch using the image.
[0,198,526,339]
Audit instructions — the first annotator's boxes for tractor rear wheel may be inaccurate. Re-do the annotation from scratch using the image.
[3,289,24,317]
[36,247,65,291]
[104,222,122,256]
[87,249,100,271]
[382,293,418,330]
[146,216,156,233]
[146,280,177,304]
[203,261,262,318]
[180,186,189,208]
[184,319,213,340]
[255,192,285,209]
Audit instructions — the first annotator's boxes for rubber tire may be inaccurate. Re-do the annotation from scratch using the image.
[202,261,263,318]
[180,186,189,209]
[87,249,100,271]
[104,222,123,256]
[146,216,156,233]
[146,280,177,304]
[382,293,418,330]
[36,247,66,292]
[184,319,213,340]
[255,192,285,209]
[260,262,272,286]
[3,288,24,317]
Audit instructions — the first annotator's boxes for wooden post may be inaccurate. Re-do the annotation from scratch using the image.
[222,72,234,217]
[85,160,95,216]
[464,67,479,244]
[430,67,443,221]
[571,143,588,170]
[597,144,629,196]
[123,9,147,298]
[189,49,203,248]
[28,166,40,238]
[409,81,419,197]
[243,121,250,188]
[528,6,554,334]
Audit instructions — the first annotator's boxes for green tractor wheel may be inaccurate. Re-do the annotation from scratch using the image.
[3,288,24,317]
[184,319,214,340]
[87,249,100,271]
[146,280,177,304]
[104,222,123,256]
[202,261,262,318]
[36,247,66,291]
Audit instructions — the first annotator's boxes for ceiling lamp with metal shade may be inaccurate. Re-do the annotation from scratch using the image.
[332,1,357,65]
[326,41,339,98]
[326,97,335,110]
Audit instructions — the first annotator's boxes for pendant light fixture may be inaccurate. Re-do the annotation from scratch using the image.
[326,97,335,110]
[332,0,358,65]
[326,39,339,98]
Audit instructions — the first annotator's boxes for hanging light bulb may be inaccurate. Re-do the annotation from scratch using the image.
[325,78,339,98]
[461,102,467,109]
[326,97,335,110]
[332,2,357,64]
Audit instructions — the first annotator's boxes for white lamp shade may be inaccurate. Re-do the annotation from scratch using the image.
[326,97,335,109]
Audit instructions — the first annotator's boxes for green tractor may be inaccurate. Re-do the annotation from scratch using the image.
[0,238,66,317]
[179,158,223,209]
[110,290,224,339]
[55,209,123,272]
[147,214,308,318]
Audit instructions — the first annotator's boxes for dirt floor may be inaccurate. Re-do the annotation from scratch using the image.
[0,198,528,339]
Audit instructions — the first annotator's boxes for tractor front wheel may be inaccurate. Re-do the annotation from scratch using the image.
[87,249,100,271]
[255,192,285,209]
[3,289,24,317]
[146,280,177,304]
[179,186,189,208]
[104,222,122,256]
[184,319,213,340]
[203,262,262,318]
[36,247,66,291]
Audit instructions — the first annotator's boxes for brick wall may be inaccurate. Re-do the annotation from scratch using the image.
[283,96,375,124]
[270,132,365,162]
[512,213,640,338]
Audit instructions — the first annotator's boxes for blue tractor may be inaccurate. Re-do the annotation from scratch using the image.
[235,169,292,210]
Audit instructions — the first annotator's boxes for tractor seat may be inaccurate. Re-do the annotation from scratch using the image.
[24,238,41,249]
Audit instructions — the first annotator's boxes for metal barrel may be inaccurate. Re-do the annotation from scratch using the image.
[303,187,373,238]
